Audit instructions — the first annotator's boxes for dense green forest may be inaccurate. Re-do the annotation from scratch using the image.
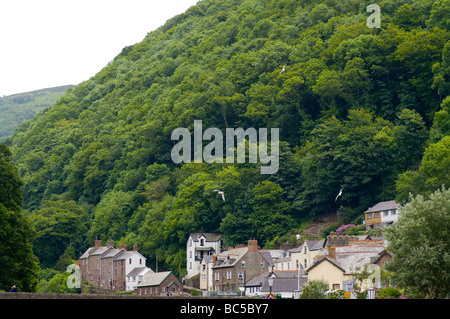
[0,85,73,139]
[2,0,449,281]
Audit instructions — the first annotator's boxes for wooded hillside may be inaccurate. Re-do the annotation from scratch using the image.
[4,0,449,276]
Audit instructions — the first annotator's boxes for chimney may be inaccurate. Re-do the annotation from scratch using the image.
[328,247,336,260]
[95,236,102,248]
[248,238,258,252]
[133,243,138,252]
[213,255,217,265]
[119,244,126,250]
[107,241,114,248]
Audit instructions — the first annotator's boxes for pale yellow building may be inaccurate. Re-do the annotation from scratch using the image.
[306,257,353,291]
[290,240,324,271]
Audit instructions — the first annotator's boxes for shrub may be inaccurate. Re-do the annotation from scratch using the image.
[377,287,402,299]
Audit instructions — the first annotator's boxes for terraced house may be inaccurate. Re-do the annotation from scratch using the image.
[78,238,149,291]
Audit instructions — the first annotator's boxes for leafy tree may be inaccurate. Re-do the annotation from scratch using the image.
[385,187,450,298]
[300,279,329,299]
[247,181,292,247]
[29,200,88,269]
[0,143,40,291]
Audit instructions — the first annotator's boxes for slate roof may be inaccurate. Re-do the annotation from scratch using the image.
[260,277,307,293]
[138,271,173,287]
[291,240,324,253]
[212,247,248,268]
[190,232,223,242]
[126,267,151,277]
[365,200,398,213]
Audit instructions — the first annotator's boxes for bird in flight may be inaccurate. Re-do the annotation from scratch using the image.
[279,65,286,75]
[213,190,225,202]
[335,188,343,201]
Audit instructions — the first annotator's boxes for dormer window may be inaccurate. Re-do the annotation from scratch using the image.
[200,238,204,246]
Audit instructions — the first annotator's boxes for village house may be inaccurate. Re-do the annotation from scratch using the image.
[245,270,307,298]
[186,231,223,280]
[290,240,324,271]
[364,200,400,230]
[210,239,272,295]
[126,267,153,291]
[78,238,148,291]
[199,255,214,293]
[307,234,386,291]
[136,271,183,296]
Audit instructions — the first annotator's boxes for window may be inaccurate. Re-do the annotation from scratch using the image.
[391,209,397,215]
[140,258,142,265]
[333,284,340,290]
[200,238,204,246]
[367,213,372,219]
[383,211,389,216]
[304,259,307,269]
[215,272,219,281]
[241,260,246,267]
[374,212,380,218]
[260,261,265,268]
[227,271,232,279]
[238,271,244,279]
[304,246,307,254]
[129,258,132,264]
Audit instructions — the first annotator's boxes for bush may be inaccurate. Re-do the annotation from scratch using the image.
[377,287,402,299]
[300,280,328,299]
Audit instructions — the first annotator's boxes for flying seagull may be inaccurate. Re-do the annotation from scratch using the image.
[279,65,286,75]
[335,188,343,202]
[213,190,225,202]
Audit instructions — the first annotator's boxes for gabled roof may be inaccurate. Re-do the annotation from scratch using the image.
[291,240,324,253]
[212,247,248,268]
[126,267,152,277]
[306,257,346,274]
[190,232,223,242]
[365,200,398,213]
[137,271,182,288]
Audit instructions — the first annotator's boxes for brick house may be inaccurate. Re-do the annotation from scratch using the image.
[136,271,183,296]
[78,238,147,291]
[211,239,271,294]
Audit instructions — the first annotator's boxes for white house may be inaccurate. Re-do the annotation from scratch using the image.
[126,267,153,291]
[186,231,222,279]
[114,248,147,288]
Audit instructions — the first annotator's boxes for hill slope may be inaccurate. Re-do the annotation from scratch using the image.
[4,0,449,274]
[0,85,73,139]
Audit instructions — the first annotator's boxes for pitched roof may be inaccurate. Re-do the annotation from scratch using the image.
[190,232,223,242]
[126,267,152,277]
[307,257,346,273]
[365,200,398,213]
[138,271,173,287]
[260,277,307,293]
[291,240,324,253]
[212,247,248,268]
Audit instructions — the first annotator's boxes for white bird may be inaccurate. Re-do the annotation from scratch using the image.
[213,190,225,202]
[335,188,343,201]
[279,65,286,75]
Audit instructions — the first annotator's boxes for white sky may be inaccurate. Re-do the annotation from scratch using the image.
[0,0,199,96]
